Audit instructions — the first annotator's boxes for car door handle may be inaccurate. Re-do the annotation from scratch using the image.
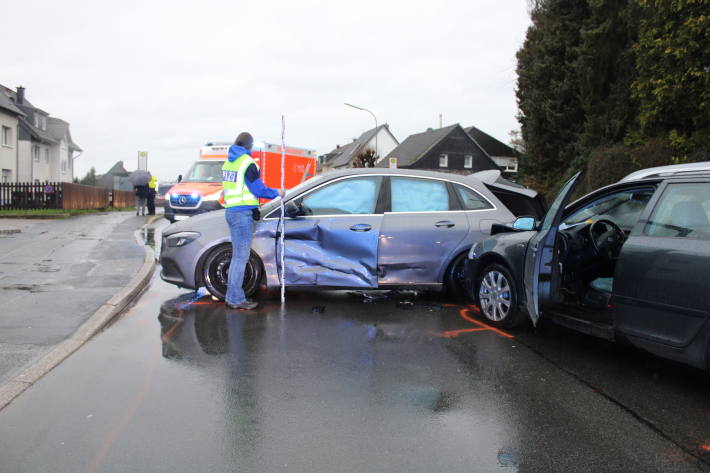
[435,221,455,228]
[350,224,372,232]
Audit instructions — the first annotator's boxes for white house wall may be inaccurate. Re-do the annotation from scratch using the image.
[0,111,19,182]
[372,131,399,164]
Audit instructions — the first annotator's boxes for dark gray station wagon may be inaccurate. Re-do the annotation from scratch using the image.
[467,164,710,370]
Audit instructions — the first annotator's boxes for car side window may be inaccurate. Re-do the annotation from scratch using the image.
[561,187,655,232]
[300,176,382,215]
[390,177,449,212]
[644,183,710,239]
[454,184,493,210]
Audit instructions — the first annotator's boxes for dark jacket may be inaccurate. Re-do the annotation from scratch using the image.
[135,185,150,198]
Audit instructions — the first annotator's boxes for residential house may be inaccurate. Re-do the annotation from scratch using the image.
[465,126,518,175]
[0,89,24,183]
[379,124,499,173]
[1,86,81,183]
[320,124,399,172]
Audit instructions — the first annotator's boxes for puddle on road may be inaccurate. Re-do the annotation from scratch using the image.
[2,283,47,293]
[33,264,60,273]
[142,228,156,248]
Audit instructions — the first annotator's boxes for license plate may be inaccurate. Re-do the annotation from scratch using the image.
[174,215,189,221]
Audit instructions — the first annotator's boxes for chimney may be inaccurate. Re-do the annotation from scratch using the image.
[16,86,25,105]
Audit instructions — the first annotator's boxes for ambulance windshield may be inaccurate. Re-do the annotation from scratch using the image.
[183,161,224,182]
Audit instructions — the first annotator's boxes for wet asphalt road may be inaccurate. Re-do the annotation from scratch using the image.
[0,271,709,471]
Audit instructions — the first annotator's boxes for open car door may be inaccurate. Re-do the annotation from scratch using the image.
[523,172,583,325]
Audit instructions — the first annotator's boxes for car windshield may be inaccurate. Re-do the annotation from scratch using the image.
[562,187,655,232]
[182,161,224,182]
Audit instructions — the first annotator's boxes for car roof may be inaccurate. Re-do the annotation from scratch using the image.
[259,168,537,216]
[620,161,710,182]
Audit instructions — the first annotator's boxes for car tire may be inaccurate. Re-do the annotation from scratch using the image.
[202,245,263,301]
[475,264,526,329]
[445,252,473,302]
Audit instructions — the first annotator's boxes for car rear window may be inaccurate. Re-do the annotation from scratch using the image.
[454,185,493,210]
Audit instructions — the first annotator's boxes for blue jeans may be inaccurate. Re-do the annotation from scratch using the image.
[225,210,254,305]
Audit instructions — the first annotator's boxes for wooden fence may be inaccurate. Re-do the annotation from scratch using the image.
[0,182,135,210]
[111,190,135,208]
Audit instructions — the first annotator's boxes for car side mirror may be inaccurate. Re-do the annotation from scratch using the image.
[512,216,536,231]
[284,201,303,218]
[177,174,183,183]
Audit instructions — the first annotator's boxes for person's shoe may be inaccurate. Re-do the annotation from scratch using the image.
[226,300,259,310]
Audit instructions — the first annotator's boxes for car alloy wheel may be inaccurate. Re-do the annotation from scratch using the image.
[478,269,513,322]
[202,245,262,301]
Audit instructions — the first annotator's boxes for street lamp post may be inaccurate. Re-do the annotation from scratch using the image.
[344,103,378,163]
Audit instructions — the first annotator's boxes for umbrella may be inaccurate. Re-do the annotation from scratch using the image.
[131,170,152,186]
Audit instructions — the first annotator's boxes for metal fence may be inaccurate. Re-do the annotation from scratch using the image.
[0,182,134,210]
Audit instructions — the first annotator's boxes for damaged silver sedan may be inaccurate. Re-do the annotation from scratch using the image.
[159,169,544,300]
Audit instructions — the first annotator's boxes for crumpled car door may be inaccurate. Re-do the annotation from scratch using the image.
[277,176,383,288]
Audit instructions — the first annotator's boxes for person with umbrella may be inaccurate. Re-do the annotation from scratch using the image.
[131,170,152,216]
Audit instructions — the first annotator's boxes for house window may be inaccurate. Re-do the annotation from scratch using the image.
[1,126,11,146]
[2,169,10,183]
[439,154,448,168]
[33,145,40,162]
[464,155,473,169]
[44,148,49,163]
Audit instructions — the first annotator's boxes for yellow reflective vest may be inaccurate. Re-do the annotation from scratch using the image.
[222,155,259,208]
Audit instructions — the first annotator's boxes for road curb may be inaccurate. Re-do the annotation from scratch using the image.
[0,218,159,411]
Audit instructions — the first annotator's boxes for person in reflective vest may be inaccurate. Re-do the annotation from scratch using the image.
[147,175,158,216]
[221,132,283,310]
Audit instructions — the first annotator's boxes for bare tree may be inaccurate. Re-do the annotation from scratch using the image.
[352,149,378,168]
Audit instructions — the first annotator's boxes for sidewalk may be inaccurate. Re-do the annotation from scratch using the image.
[0,211,156,387]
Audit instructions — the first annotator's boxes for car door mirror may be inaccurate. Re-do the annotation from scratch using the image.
[284,201,303,218]
[512,216,536,231]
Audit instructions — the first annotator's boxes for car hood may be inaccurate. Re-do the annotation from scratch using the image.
[163,209,226,236]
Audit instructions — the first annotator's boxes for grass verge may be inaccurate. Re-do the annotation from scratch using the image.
[0,207,136,219]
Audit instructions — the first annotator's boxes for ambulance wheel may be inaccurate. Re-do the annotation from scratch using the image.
[202,245,263,301]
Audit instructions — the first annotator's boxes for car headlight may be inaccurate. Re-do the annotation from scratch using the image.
[165,192,172,200]
[166,231,201,247]
[202,190,223,202]
[467,242,480,260]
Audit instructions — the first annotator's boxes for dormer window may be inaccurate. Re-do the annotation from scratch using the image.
[33,114,46,130]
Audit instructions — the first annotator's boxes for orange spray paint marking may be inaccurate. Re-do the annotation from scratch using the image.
[458,308,515,339]
[438,328,489,338]
[88,355,159,473]
[160,309,185,344]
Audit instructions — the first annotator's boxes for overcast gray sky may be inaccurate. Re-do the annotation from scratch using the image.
[2,0,531,182]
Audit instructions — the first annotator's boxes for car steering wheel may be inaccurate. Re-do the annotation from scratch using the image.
[589,219,625,259]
